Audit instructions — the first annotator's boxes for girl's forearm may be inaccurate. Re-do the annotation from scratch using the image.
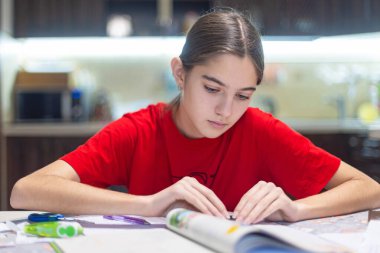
[10,175,151,215]
[294,178,380,221]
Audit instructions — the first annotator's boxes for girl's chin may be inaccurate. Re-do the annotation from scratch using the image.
[201,129,227,139]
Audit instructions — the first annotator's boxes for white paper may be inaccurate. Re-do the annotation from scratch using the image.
[360,220,380,253]
[0,223,10,233]
[0,221,53,247]
[56,228,212,253]
[319,233,363,252]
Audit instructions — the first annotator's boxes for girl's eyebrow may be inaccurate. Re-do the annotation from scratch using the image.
[202,75,256,91]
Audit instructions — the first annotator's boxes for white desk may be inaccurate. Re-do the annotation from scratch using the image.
[0,211,35,222]
[0,211,212,253]
[0,211,375,253]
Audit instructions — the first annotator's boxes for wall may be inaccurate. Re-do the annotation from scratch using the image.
[3,36,380,122]
[0,33,20,210]
[1,0,13,35]
[255,62,380,119]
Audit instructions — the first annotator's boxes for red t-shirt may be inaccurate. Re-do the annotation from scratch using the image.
[61,103,340,211]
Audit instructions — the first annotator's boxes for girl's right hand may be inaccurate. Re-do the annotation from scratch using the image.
[149,176,229,218]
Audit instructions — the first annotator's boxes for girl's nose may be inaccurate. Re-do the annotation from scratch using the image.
[216,96,233,118]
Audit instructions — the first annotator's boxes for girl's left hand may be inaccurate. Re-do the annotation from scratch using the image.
[233,181,299,224]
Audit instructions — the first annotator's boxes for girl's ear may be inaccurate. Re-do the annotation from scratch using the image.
[170,57,186,90]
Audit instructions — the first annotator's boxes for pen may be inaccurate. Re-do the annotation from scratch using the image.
[103,215,150,225]
[28,213,68,222]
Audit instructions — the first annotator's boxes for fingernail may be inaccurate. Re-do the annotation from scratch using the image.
[232,212,238,219]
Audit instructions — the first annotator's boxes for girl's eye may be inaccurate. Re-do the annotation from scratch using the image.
[204,85,219,93]
[236,94,250,101]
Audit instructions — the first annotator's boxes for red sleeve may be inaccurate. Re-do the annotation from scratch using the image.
[258,114,341,199]
[60,116,137,188]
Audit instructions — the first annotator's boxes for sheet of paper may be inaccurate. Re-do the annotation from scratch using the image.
[275,210,368,234]
[0,242,60,253]
[56,228,213,253]
[360,220,380,253]
[0,221,53,247]
[319,233,363,252]
[0,223,9,232]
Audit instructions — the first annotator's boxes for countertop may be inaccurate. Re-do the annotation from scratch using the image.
[1,118,372,137]
[2,122,109,137]
[281,118,369,134]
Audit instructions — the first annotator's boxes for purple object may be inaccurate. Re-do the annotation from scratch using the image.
[103,215,150,225]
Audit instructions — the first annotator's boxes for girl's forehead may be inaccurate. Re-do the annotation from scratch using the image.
[193,54,258,85]
[201,53,256,70]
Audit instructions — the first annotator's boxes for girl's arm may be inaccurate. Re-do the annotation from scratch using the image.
[294,161,380,220]
[10,160,150,215]
[10,160,228,217]
[234,162,380,224]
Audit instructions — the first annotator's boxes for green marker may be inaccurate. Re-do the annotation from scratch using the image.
[24,221,84,238]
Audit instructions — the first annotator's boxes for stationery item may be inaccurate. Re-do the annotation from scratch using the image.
[72,215,166,229]
[228,211,236,220]
[24,221,83,238]
[103,215,150,225]
[166,209,352,253]
[28,213,67,222]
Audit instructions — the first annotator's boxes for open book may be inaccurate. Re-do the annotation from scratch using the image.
[166,208,352,253]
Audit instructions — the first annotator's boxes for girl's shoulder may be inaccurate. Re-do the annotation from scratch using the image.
[119,103,167,125]
[98,103,167,137]
[240,107,277,128]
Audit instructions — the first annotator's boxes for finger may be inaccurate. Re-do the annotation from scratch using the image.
[181,179,225,218]
[234,181,266,217]
[186,178,227,218]
[255,200,282,223]
[187,178,229,218]
[236,182,275,222]
[180,186,213,215]
[259,197,296,223]
[243,187,282,224]
[180,182,213,214]
[235,202,256,223]
[158,181,214,216]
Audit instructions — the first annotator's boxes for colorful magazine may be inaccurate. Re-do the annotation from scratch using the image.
[166,208,352,253]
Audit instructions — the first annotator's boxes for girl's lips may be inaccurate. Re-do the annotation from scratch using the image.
[208,120,227,129]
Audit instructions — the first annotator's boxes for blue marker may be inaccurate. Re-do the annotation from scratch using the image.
[28,213,66,222]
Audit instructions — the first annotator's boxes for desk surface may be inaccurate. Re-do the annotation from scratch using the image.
[0,211,35,222]
[0,211,212,253]
[0,211,372,253]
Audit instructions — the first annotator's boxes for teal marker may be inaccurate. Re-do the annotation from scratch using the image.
[24,221,83,238]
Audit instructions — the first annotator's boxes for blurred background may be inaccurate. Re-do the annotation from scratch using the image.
[1,0,380,210]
